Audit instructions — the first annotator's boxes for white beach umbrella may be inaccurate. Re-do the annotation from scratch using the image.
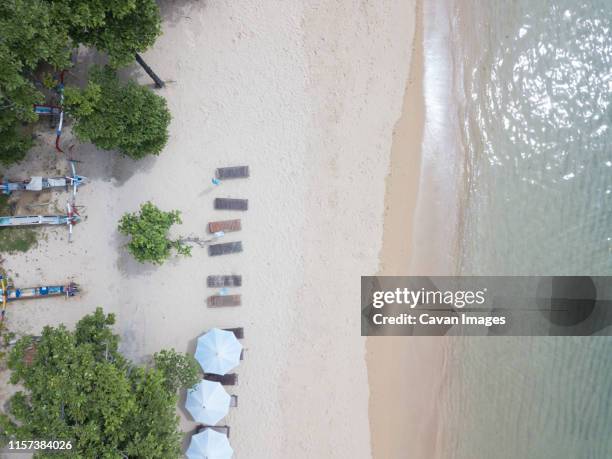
[186,428,233,459]
[185,380,231,425]
[195,328,242,375]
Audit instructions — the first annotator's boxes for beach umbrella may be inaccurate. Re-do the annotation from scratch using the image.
[185,380,231,425]
[186,428,233,459]
[195,328,242,375]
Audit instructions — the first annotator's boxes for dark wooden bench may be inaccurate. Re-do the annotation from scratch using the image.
[216,166,249,179]
[207,295,241,307]
[214,198,248,211]
[208,241,243,256]
[207,275,242,287]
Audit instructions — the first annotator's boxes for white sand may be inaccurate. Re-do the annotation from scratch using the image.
[1,1,415,457]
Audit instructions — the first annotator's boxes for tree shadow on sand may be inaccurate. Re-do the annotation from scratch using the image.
[114,229,191,278]
[58,137,158,186]
[159,0,206,26]
[114,230,159,277]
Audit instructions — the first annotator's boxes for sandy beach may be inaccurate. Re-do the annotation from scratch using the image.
[1,1,417,458]
[366,2,450,458]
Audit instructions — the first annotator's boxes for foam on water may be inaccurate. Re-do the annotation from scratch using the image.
[409,0,465,274]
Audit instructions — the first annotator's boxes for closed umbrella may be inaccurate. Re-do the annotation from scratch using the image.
[195,328,242,375]
[186,428,233,459]
[185,380,230,425]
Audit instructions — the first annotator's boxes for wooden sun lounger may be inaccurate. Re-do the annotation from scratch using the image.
[208,219,241,233]
[230,395,238,408]
[207,294,241,307]
[216,166,249,179]
[214,198,248,211]
[197,425,230,438]
[208,241,243,256]
[223,327,244,339]
[207,275,242,288]
[204,373,238,386]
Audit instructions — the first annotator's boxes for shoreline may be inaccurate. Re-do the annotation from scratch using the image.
[366,1,450,457]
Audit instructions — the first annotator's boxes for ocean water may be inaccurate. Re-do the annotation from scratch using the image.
[420,1,612,457]
[456,0,612,275]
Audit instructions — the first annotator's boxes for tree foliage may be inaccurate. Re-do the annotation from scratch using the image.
[0,0,72,164]
[0,0,72,117]
[154,349,200,394]
[118,202,191,265]
[0,0,163,164]
[0,308,195,458]
[0,113,33,165]
[66,67,171,158]
[62,0,162,67]
[0,1,72,72]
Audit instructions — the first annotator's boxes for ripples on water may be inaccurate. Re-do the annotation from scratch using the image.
[457,0,612,275]
[432,1,612,458]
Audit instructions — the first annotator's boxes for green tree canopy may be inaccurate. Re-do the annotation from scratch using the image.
[0,1,72,73]
[0,308,196,458]
[35,0,163,67]
[52,0,162,67]
[65,67,171,158]
[0,0,73,164]
[0,0,163,164]
[0,113,33,165]
[118,201,191,264]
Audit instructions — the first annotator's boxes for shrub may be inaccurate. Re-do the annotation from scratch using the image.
[118,202,190,264]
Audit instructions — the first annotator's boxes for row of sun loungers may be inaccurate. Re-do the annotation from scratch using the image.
[208,170,244,436]
[189,170,248,449]
[208,171,245,304]
[210,168,247,265]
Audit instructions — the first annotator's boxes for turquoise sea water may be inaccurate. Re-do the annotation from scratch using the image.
[429,1,612,457]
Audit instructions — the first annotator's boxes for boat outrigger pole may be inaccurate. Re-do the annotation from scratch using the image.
[1,160,87,196]
[0,159,84,241]
[55,71,65,153]
[32,70,66,152]
[0,202,80,241]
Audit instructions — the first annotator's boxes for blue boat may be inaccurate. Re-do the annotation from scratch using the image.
[1,282,78,302]
[1,161,87,196]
